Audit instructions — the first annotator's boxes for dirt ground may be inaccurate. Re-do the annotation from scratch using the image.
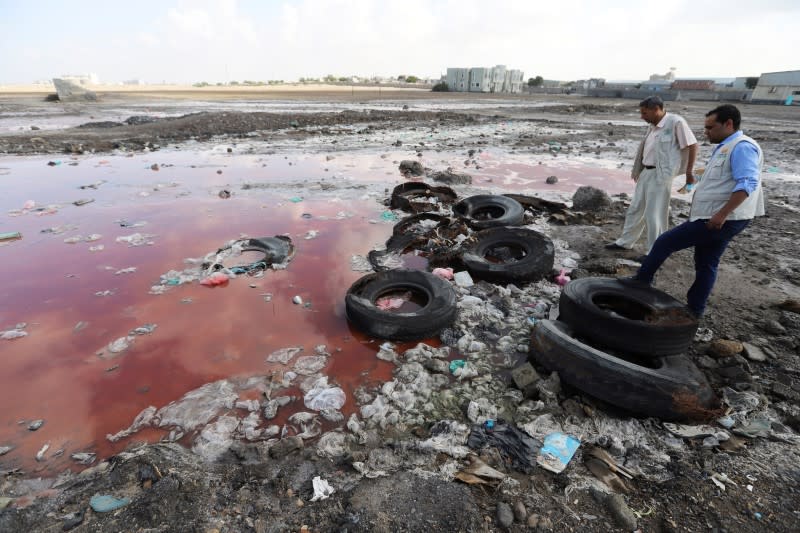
[1,91,799,532]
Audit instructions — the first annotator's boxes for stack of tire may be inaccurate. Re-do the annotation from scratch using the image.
[345,194,556,342]
[530,277,719,420]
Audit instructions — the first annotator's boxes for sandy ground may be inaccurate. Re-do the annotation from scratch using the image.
[0,91,799,532]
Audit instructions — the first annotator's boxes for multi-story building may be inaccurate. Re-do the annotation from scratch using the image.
[445,65,524,93]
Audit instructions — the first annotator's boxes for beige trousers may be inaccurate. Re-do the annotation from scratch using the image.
[615,168,672,252]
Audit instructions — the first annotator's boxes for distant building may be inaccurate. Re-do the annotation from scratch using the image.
[649,68,676,81]
[751,70,800,104]
[640,80,673,91]
[671,79,715,91]
[446,68,470,92]
[59,73,99,85]
[445,65,524,93]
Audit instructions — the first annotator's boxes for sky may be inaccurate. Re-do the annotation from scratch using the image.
[0,0,797,84]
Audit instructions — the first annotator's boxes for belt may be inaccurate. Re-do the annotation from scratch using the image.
[643,165,656,170]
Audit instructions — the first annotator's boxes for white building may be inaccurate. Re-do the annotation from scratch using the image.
[446,65,524,93]
[446,68,470,92]
[751,70,800,104]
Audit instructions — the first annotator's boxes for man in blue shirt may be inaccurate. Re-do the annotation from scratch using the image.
[623,105,765,318]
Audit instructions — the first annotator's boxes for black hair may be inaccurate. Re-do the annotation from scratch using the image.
[639,96,664,109]
[706,104,741,130]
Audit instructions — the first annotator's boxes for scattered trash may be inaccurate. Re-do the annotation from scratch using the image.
[380,210,399,222]
[0,446,13,456]
[70,452,96,465]
[200,272,230,287]
[711,472,737,491]
[454,271,474,288]
[0,231,22,242]
[116,233,155,246]
[130,324,157,335]
[537,432,581,473]
[432,267,454,280]
[585,446,634,492]
[455,454,507,484]
[79,180,106,189]
[35,442,50,461]
[310,476,335,501]
[89,245,104,252]
[467,419,542,474]
[47,160,62,166]
[107,336,134,354]
[114,267,137,275]
[449,359,466,374]
[555,269,571,286]
[695,327,714,342]
[663,423,730,442]
[376,292,409,310]
[28,419,44,431]
[304,377,345,411]
[304,230,319,240]
[266,346,303,364]
[72,198,94,206]
[90,494,131,513]
[94,290,114,297]
[293,295,303,305]
[289,196,303,203]
[766,166,780,173]
[218,189,231,199]
[1,329,27,340]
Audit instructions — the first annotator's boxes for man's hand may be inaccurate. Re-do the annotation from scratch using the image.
[685,172,697,186]
[706,211,728,230]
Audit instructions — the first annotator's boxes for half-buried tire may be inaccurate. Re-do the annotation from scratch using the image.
[345,269,457,341]
[558,277,698,358]
[453,195,524,229]
[530,320,717,420]
[461,227,554,283]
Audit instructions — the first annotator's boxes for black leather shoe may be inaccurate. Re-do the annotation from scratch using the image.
[616,276,651,288]
[634,255,648,263]
[605,242,627,250]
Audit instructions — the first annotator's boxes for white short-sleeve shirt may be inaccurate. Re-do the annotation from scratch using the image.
[642,113,697,166]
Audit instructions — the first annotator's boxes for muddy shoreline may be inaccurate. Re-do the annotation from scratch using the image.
[1,93,799,532]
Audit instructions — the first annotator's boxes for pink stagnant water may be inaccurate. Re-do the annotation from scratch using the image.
[0,148,633,475]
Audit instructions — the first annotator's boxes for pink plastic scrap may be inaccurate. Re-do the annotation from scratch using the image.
[555,269,571,286]
[376,292,411,310]
[23,200,36,210]
[200,272,230,287]
[432,267,454,280]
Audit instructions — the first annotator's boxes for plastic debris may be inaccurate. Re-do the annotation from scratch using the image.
[130,324,157,335]
[200,272,230,287]
[71,452,96,465]
[432,267,454,280]
[1,329,27,340]
[467,419,542,474]
[376,292,409,310]
[663,422,730,441]
[537,432,581,473]
[289,196,303,203]
[266,346,303,364]
[107,336,134,354]
[116,233,155,246]
[454,271,474,287]
[711,472,737,491]
[28,419,44,431]
[449,359,466,374]
[90,494,131,513]
[0,231,22,242]
[380,210,399,222]
[310,476,335,501]
[292,295,303,305]
[35,442,50,461]
[555,269,571,286]
[304,377,346,411]
[114,267,137,275]
[695,327,714,342]
[304,230,319,240]
[89,244,104,252]
[73,198,94,206]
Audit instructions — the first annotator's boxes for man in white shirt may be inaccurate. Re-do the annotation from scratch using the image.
[606,96,698,257]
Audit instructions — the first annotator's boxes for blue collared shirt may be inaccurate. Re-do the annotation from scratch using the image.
[710,131,760,195]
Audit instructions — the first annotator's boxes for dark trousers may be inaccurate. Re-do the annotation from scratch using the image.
[636,218,751,316]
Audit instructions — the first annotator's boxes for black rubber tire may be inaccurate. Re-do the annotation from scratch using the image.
[453,195,524,229]
[530,320,717,420]
[503,193,568,214]
[243,236,295,264]
[390,183,457,213]
[461,227,554,283]
[392,213,451,237]
[558,277,698,358]
[345,269,457,341]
